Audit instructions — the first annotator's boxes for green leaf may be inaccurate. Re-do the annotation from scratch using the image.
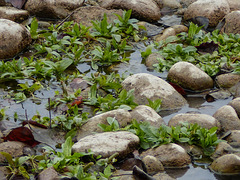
[62,136,74,157]
[0,152,14,166]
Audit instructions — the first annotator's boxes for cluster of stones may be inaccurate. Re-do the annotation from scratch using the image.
[1,0,240,179]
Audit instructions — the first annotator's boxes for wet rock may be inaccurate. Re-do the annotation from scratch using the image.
[211,141,236,160]
[210,154,240,174]
[216,73,240,89]
[184,0,230,27]
[72,131,139,159]
[227,0,240,11]
[228,97,240,118]
[167,62,214,91]
[179,143,204,157]
[24,0,84,19]
[77,109,132,139]
[141,143,191,168]
[122,73,187,110]
[72,6,123,27]
[38,166,59,180]
[0,141,32,162]
[225,130,240,147]
[220,11,240,34]
[162,0,182,9]
[145,52,163,69]
[168,113,220,130]
[142,155,164,174]
[99,0,161,22]
[0,19,31,59]
[130,105,165,127]
[66,77,89,95]
[213,105,240,132]
[0,7,29,22]
[205,90,232,102]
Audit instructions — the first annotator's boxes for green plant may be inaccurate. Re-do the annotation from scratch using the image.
[98,117,120,132]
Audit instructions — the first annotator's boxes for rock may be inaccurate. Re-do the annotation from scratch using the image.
[38,167,59,180]
[145,52,163,69]
[0,7,29,22]
[180,0,198,7]
[168,113,220,130]
[141,143,191,168]
[99,0,161,22]
[0,141,32,162]
[24,0,84,19]
[210,154,240,174]
[154,27,176,42]
[114,170,134,180]
[122,73,187,110]
[216,73,240,89]
[142,155,164,174]
[211,141,236,160]
[220,11,240,34]
[153,0,164,9]
[167,62,214,91]
[0,19,31,59]
[227,0,240,11]
[213,105,240,132]
[72,131,139,159]
[153,173,176,180]
[184,0,230,27]
[171,24,188,34]
[130,105,165,127]
[0,0,6,6]
[162,0,182,9]
[77,109,132,139]
[225,130,240,147]
[72,6,123,27]
[228,97,240,118]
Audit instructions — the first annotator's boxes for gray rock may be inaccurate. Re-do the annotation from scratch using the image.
[210,154,240,174]
[180,0,198,7]
[228,97,240,118]
[122,73,187,110]
[213,105,240,132]
[225,130,240,147]
[72,131,139,159]
[38,167,59,180]
[130,105,165,127]
[141,143,191,168]
[0,7,29,22]
[0,19,31,59]
[227,0,240,11]
[220,11,240,34]
[99,0,161,22]
[72,6,123,27]
[168,113,220,130]
[167,62,214,91]
[184,0,230,27]
[142,155,164,174]
[77,109,132,139]
[162,0,182,9]
[24,0,84,19]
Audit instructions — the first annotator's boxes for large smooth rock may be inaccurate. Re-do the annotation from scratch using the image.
[24,0,84,19]
[72,131,139,158]
[213,105,240,132]
[122,73,187,110]
[0,19,31,59]
[38,167,59,180]
[0,7,29,22]
[216,73,240,88]
[225,130,240,147]
[167,62,214,91]
[220,11,240,34]
[211,141,235,160]
[130,105,165,127]
[99,0,161,22]
[77,109,132,139]
[168,113,220,130]
[184,0,230,27]
[142,155,164,174]
[228,98,240,118]
[140,143,191,168]
[72,6,123,27]
[210,154,240,174]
